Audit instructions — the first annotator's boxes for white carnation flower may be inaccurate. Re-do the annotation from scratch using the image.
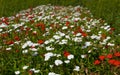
[44,52,54,61]
[53,35,61,40]
[64,60,70,64]
[46,46,54,51]
[23,66,29,70]
[15,71,20,75]
[55,60,63,66]
[67,54,74,60]
[73,66,80,71]
[62,26,68,30]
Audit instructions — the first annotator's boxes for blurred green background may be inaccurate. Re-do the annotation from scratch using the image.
[0,0,120,34]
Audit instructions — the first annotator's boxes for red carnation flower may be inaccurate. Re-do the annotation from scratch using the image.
[94,60,100,65]
[99,55,105,61]
[6,40,14,45]
[14,36,20,41]
[106,54,113,59]
[108,59,115,65]
[66,21,70,26]
[64,51,70,57]
[38,40,44,44]
[113,60,120,66]
[81,32,87,37]
[114,52,120,57]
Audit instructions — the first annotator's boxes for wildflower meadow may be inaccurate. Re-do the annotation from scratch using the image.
[0,4,120,75]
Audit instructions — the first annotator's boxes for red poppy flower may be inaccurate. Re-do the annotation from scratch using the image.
[94,60,100,65]
[114,52,120,57]
[106,54,113,59]
[38,40,44,44]
[64,51,70,57]
[81,32,87,37]
[99,55,105,61]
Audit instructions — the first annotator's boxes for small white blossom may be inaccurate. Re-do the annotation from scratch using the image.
[53,35,61,40]
[15,71,20,75]
[44,52,54,61]
[50,65,54,68]
[22,50,28,54]
[72,37,82,42]
[30,48,38,51]
[67,54,74,60]
[85,42,91,47]
[65,35,70,39]
[62,26,68,30]
[64,60,70,64]
[34,70,40,73]
[76,33,81,36]
[46,46,54,51]
[44,40,50,44]
[23,66,29,70]
[107,43,115,46]
[81,54,87,58]
[0,23,7,28]
[73,66,80,71]
[59,39,68,45]
[0,29,3,32]
[55,60,63,66]
[48,72,60,75]
[6,47,11,50]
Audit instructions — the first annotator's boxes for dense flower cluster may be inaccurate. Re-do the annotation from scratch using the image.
[94,52,120,67]
[0,5,119,75]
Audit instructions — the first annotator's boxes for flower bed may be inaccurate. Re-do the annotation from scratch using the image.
[0,5,120,75]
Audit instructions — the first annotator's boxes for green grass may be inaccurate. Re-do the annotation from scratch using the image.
[0,2,120,75]
[0,0,82,17]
